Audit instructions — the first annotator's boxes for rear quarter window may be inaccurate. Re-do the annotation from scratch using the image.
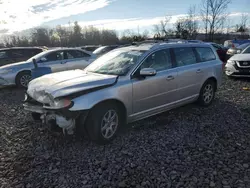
[195,47,216,62]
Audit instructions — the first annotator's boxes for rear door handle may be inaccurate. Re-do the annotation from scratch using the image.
[166,75,174,80]
[61,61,67,64]
[196,69,202,73]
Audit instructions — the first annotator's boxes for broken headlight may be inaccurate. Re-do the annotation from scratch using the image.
[44,98,72,110]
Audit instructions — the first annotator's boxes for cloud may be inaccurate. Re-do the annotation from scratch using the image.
[74,12,250,32]
[75,15,187,31]
[0,0,112,34]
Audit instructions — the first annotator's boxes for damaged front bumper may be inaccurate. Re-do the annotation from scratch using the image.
[23,102,84,135]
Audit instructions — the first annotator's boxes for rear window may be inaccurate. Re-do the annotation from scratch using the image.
[195,47,216,62]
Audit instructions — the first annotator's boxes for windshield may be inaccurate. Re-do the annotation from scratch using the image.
[242,45,250,54]
[238,43,250,50]
[27,50,48,62]
[86,49,145,76]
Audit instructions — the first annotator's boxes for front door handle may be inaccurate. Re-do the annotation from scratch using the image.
[166,75,174,81]
[61,61,67,64]
[196,69,202,73]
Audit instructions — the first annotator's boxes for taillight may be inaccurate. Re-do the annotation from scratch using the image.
[232,43,235,48]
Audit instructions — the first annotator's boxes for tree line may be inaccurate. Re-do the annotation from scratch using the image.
[2,0,249,48]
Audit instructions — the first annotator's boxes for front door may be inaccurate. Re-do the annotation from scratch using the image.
[132,49,178,115]
[39,51,66,72]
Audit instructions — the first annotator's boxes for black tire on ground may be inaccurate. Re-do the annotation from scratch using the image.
[198,79,216,106]
[16,71,32,88]
[80,103,123,144]
[31,112,41,121]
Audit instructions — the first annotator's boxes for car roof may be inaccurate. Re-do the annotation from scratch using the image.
[117,42,213,52]
[0,47,44,51]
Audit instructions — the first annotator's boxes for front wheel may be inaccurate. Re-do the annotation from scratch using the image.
[84,103,122,144]
[198,80,216,106]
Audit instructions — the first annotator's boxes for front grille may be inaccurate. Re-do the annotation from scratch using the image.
[238,61,250,67]
[233,64,250,74]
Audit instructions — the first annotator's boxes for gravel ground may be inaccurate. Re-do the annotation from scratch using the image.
[1,76,250,188]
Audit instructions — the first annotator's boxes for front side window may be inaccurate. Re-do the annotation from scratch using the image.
[195,47,216,62]
[86,49,145,76]
[45,51,64,61]
[173,47,197,67]
[141,49,172,71]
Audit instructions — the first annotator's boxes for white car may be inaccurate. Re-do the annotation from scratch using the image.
[225,45,250,77]
[0,48,96,87]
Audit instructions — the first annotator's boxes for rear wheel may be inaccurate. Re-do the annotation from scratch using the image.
[16,71,31,88]
[80,103,123,144]
[198,80,216,106]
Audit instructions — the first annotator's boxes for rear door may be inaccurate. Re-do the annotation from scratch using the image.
[174,47,217,101]
[63,50,91,70]
[173,47,203,101]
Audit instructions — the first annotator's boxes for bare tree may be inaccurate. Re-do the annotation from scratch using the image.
[186,5,199,39]
[201,0,231,41]
[235,13,249,33]
[153,15,172,38]
[174,5,198,40]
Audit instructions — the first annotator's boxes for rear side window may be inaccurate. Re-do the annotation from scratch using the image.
[173,47,197,67]
[11,49,25,58]
[66,50,90,59]
[0,51,8,59]
[195,47,216,62]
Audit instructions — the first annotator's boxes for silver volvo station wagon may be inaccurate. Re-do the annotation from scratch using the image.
[24,42,223,144]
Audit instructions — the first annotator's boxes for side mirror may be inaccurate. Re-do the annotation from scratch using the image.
[140,68,157,77]
[41,57,47,62]
[237,50,241,54]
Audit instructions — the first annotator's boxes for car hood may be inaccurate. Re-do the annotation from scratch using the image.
[0,61,32,69]
[27,70,118,103]
[230,54,250,61]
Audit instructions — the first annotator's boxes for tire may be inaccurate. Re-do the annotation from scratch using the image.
[31,112,41,121]
[16,71,32,88]
[198,80,216,106]
[83,103,123,144]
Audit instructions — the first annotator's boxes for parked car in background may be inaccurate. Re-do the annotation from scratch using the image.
[226,43,250,57]
[225,45,250,78]
[224,39,250,48]
[0,47,45,67]
[208,42,228,62]
[24,42,222,143]
[80,45,100,52]
[93,45,120,57]
[0,48,96,88]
